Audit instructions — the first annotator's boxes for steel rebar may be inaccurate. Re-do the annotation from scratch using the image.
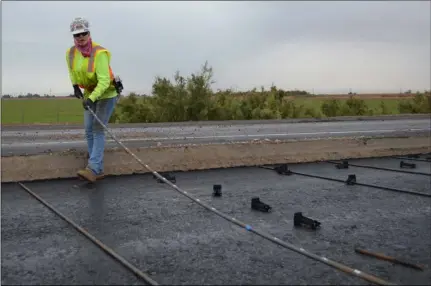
[326,161,431,176]
[260,166,431,198]
[17,182,158,286]
[393,156,431,163]
[78,106,398,285]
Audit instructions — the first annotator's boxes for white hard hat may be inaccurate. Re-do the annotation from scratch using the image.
[70,17,90,35]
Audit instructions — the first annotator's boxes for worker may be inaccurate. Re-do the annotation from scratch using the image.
[66,17,120,183]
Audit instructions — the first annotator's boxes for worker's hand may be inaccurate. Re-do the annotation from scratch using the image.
[73,85,83,99]
[82,98,96,110]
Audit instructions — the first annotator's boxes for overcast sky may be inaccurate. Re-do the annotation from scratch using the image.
[2,1,430,95]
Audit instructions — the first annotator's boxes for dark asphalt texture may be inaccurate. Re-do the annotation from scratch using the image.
[2,156,431,285]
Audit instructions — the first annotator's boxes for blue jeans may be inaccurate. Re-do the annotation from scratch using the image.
[84,97,117,175]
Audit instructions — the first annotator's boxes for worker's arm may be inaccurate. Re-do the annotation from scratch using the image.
[88,52,110,102]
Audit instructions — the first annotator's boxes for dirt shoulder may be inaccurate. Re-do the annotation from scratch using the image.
[2,135,429,183]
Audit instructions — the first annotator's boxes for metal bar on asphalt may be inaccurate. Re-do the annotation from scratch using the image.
[260,166,431,198]
[326,161,431,176]
[17,182,159,286]
[82,104,397,286]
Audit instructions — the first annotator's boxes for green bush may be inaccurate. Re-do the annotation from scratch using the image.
[342,96,372,116]
[321,99,342,117]
[380,101,391,115]
[398,93,431,114]
[110,61,430,123]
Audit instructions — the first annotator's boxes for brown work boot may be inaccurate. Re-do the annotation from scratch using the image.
[78,172,105,181]
[77,167,97,183]
[96,173,105,180]
[79,164,105,181]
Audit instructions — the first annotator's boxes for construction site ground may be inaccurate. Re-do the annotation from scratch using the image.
[2,155,430,285]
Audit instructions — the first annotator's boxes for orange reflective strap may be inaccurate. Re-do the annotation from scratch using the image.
[109,66,114,80]
[87,46,115,80]
[68,44,115,89]
[69,46,76,70]
[87,46,104,73]
[68,45,107,73]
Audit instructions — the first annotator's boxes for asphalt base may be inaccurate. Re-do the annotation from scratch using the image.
[1,156,431,285]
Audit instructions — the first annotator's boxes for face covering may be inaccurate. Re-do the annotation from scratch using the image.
[74,36,93,57]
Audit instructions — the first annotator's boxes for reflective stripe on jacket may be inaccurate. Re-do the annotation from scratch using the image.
[66,41,117,101]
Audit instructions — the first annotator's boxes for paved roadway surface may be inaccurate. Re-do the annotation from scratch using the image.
[2,156,430,285]
[2,114,430,131]
[1,118,430,156]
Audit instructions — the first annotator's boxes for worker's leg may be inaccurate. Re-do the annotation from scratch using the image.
[87,97,117,176]
[78,97,117,182]
[83,104,96,156]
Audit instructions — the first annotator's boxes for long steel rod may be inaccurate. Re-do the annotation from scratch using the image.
[354,248,424,271]
[17,182,158,286]
[326,161,431,176]
[84,106,396,285]
[259,166,431,198]
[393,156,431,163]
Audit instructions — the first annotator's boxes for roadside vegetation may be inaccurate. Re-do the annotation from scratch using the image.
[1,62,430,124]
[109,62,430,123]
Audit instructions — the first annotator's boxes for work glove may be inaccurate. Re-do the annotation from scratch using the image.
[82,98,96,110]
[73,85,83,99]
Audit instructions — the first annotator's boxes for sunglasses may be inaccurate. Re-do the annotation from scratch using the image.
[73,32,89,38]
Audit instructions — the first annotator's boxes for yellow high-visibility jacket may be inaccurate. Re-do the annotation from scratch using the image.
[66,41,117,101]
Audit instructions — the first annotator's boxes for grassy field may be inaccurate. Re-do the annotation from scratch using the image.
[1,98,83,124]
[0,95,412,125]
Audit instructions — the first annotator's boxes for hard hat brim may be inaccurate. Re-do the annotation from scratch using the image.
[71,28,89,35]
